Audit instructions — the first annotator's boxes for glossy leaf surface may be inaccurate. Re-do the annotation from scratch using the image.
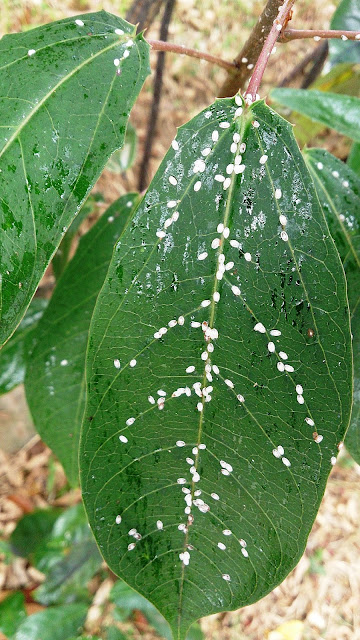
[0,11,149,347]
[271,89,360,142]
[304,148,360,464]
[329,0,360,66]
[0,298,47,395]
[81,98,352,638]
[14,604,87,640]
[26,194,139,486]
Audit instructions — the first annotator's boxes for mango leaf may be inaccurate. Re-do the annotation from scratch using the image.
[271,89,360,142]
[304,148,360,465]
[0,11,150,348]
[0,592,27,639]
[0,297,47,395]
[106,123,137,173]
[329,0,360,66]
[25,194,139,485]
[348,141,360,175]
[80,97,352,638]
[14,603,87,640]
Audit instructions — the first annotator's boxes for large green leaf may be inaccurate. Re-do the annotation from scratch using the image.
[25,194,139,485]
[0,297,47,395]
[329,0,360,66]
[304,148,360,464]
[14,604,87,640]
[271,88,360,142]
[80,97,352,638]
[0,11,149,347]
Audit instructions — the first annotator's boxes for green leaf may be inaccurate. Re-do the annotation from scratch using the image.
[0,298,47,395]
[329,0,360,66]
[25,194,139,485]
[80,97,352,638]
[279,63,360,148]
[348,141,360,175]
[0,11,150,348]
[304,148,360,464]
[271,88,360,142]
[14,603,87,640]
[0,592,27,639]
[106,123,137,173]
[110,581,201,640]
[33,503,94,572]
[52,193,105,281]
[10,508,61,557]
[34,537,102,605]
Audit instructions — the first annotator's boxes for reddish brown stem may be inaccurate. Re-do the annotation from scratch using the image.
[147,39,238,71]
[246,0,296,101]
[282,28,360,41]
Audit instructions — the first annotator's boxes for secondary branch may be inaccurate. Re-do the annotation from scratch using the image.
[147,39,238,71]
[282,28,360,41]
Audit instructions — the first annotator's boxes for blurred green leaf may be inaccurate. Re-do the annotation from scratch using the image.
[34,537,101,605]
[348,141,360,174]
[0,592,26,639]
[329,0,360,66]
[110,581,202,640]
[52,193,105,281]
[280,63,360,147]
[304,148,360,465]
[10,508,61,557]
[105,630,129,640]
[26,194,139,486]
[0,298,47,395]
[14,603,87,640]
[33,504,94,572]
[106,123,137,173]
[271,88,360,142]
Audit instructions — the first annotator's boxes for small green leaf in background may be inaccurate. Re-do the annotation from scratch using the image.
[304,148,360,465]
[348,141,360,175]
[110,581,203,640]
[52,193,105,281]
[14,603,88,640]
[271,88,360,142]
[106,123,137,173]
[0,592,27,639]
[0,298,47,395]
[10,508,61,557]
[81,96,352,638]
[280,63,360,148]
[10,504,102,607]
[0,11,150,348]
[329,0,360,66]
[25,194,139,486]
